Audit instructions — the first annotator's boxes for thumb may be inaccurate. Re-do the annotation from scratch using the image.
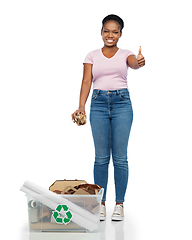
[137,46,142,58]
[138,46,142,55]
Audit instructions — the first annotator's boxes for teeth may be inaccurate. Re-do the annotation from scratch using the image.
[107,39,113,43]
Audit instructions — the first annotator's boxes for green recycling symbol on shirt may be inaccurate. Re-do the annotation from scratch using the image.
[52,205,72,224]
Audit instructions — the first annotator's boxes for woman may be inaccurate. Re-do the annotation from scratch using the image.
[72,14,145,221]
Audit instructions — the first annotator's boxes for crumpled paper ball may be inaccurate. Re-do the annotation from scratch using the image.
[73,113,86,126]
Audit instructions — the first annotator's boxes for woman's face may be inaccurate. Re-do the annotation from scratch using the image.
[101,20,122,47]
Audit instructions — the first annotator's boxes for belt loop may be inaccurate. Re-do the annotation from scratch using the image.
[96,90,100,95]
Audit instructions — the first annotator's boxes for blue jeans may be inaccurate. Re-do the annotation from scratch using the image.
[90,89,133,203]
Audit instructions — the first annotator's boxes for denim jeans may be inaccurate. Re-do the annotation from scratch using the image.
[90,89,133,203]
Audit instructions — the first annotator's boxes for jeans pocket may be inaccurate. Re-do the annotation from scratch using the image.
[118,92,130,101]
[91,92,99,101]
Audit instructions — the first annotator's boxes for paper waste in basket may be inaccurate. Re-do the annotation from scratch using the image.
[20,180,104,232]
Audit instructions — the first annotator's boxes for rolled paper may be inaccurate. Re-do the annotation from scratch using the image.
[21,185,99,231]
[28,199,39,223]
[28,200,39,208]
[22,181,99,223]
[28,208,39,223]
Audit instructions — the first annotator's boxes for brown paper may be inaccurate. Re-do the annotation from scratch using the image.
[49,179,87,194]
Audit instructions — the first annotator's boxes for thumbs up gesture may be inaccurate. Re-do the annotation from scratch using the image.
[137,46,145,67]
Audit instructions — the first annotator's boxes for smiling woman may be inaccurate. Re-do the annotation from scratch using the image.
[72,14,145,222]
[101,20,122,56]
[101,15,123,58]
[101,19,122,50]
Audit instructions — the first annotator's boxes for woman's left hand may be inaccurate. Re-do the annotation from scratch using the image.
[137,46,145,67]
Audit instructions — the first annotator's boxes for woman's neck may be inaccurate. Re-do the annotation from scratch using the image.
[102,45,119,53]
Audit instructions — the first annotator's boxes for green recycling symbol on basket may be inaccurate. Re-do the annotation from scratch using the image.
[52,205,72,225]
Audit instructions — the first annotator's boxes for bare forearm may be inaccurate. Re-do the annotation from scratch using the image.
[79,80,92,109]
[128,48,145,69]
[72,63,92,117]
[128,55,140,69]
[72,78,91,121]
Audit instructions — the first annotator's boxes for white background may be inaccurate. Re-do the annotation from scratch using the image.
[0,0,192,239]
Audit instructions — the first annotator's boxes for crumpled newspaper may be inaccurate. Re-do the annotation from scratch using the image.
[73,113,86,126]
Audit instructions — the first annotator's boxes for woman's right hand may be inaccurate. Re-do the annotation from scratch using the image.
[71,107,85,122]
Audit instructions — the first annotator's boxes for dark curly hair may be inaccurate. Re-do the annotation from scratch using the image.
[102,14,124,31]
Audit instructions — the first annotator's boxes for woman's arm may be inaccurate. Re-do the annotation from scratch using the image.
[127,47,145,69]
[127,55,141,69]
[79,63,93,111]
[72,63,92,120]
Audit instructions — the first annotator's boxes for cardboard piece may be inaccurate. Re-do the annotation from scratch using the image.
[73,184,102,195]
[49,180,102,195]
[49,179,87,194]
[73,189,90,195]
[39,205,51,221]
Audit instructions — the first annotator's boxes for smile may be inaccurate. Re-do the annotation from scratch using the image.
[106,39,114,43]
